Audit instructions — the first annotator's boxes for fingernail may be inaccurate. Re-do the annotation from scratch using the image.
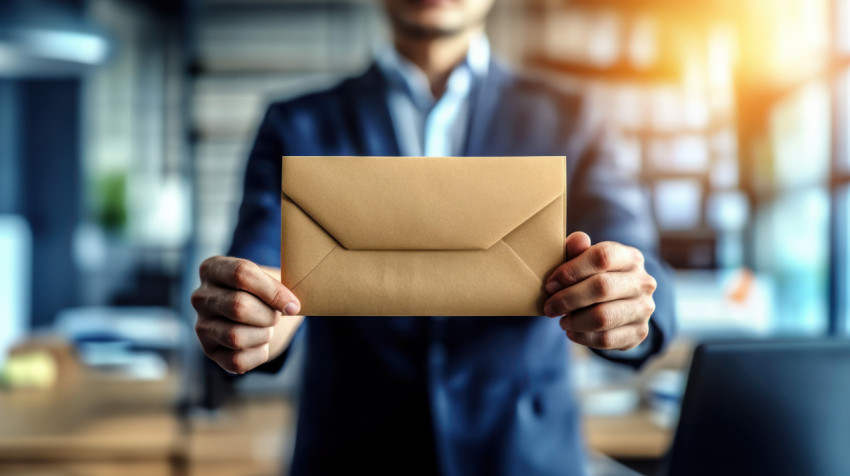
[545,281,562,293]
[284,302,299,316]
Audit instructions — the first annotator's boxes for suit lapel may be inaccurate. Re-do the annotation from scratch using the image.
[345,65,402,157]
[463,59,513,157]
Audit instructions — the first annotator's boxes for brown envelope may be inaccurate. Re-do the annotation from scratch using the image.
[280,156,566,316]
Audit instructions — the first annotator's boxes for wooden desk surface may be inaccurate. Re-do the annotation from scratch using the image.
[0,341,293,476]
[0,338,691,474]
[580,339,693,460]
[0,342,181,467]
[186,397,293,476]
[584,410,673,459]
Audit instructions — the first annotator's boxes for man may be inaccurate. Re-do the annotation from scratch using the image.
[191,0,675,474]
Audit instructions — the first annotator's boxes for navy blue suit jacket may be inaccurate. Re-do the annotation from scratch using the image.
[228,60,676,476]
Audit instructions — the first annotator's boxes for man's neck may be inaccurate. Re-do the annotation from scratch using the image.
[393,26,484,98]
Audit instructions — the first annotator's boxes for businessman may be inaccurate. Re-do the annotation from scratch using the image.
[191,0,676,474]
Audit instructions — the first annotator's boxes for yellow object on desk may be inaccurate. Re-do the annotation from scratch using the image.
[0,342,181,476]
[0,351,57,390]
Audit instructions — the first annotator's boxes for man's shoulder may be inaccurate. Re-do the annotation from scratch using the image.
[495,62,585,122]
[263,79,345,119]
[502,61,581,101]
[508,71,578,100]
[264,67,373,119]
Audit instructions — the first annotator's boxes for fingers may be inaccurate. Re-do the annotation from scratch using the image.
[193,306,277,374]
[192,286,280,327]
[543,270,651,318]
[193,257,296,375]
[205,343,271,375]
[196,315,275,350]
[558,296,656,333]
[545,241,643,293]
[565,232,591,260]
[565,322,650,351]
[200,256,300,315]
[547,239,657,351]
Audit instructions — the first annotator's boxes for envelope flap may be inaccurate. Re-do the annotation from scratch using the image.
[281,156,565,250]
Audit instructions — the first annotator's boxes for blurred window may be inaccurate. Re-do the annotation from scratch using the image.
[526,0,848,337]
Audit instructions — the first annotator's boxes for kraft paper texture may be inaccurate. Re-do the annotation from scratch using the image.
[280,156,566,316]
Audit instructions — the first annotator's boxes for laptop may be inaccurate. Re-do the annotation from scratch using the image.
[662,339,850,476]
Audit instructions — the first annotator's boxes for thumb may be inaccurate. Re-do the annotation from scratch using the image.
[565,232,591,260]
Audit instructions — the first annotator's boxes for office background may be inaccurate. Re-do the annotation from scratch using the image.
[0,0,849,475]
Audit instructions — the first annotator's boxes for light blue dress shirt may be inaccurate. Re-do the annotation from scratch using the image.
[376,34,490,157]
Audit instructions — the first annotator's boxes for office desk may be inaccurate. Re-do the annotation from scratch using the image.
[186,396,294,476]
[0,340,293,476]
[581,339,693,461]
[0,348,181,476]
[585,410,672,459]
[0,338,690,475]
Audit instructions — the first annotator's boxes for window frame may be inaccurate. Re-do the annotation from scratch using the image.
[828,0,850,335]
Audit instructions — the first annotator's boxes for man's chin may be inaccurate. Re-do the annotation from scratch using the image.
[389,0,485,40]
[408,0,458,6]
[396,13,468,39]
[401,22,466,39]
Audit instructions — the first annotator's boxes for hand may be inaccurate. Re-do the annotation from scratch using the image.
[191,256,302,374]
[543,232,657,351]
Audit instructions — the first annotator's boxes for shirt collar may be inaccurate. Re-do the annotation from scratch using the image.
[376,34,491,110]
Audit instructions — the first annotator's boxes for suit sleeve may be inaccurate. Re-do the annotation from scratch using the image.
[226,103,305,374]
[566,103,677,369]
[228,104,286,268]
